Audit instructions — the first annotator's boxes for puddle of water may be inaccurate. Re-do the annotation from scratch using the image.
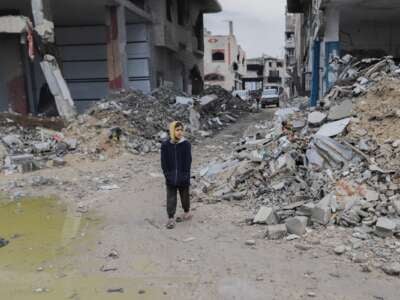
[0,276,172,300]
[0,197,83,271]
[0,197,174,299]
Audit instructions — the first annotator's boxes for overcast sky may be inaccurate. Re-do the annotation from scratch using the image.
[204,0,286,59]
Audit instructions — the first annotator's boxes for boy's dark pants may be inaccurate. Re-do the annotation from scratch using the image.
[166,185,190,219]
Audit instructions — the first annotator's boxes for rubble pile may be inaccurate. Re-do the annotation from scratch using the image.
[194,56,400,254]
[65,87,251,156]
[0,86,252,173]
[0,115,73,175]
[323,56,399,106]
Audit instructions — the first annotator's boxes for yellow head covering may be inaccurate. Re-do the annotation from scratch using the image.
[169,121,183,143]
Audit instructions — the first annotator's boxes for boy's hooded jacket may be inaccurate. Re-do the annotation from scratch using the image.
[161,122,192,187]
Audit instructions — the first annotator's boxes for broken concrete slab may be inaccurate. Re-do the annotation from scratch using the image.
[364,189,379,202]
[316,118,351,137]
[0,16,31,34]
[328,99,353,121]
[375,217,396,238]
[266,224,287,240]
[308,111,327,127]
[297,203,315,217]
[382,262,400,276]
[393,200,400,216]
[176,96,193,106]
[285,216,308,236]
[2,135,23,148]
[253,207,278,225]
[40,55,76,121]
[311,194,334,225]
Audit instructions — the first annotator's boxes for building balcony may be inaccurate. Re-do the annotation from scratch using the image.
[285,39,295,49]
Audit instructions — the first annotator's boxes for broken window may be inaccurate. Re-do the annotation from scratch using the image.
[212,50,225,62]
[277,62,283,67]
[269,62,272,67]
[177,0,189,26]
[194,13,204,51]
[233,62,239,71]
[166,0,173,22]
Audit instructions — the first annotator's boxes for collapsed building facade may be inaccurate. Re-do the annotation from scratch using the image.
[0,0,221,115]
[287,0,400,105]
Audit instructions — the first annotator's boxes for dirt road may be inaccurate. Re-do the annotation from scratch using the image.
[1,109,399,299]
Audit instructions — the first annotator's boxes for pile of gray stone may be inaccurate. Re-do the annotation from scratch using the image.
[193,79,400,245]
[0,116,75,175]
[65,86,252,155]
[0,86,252,173]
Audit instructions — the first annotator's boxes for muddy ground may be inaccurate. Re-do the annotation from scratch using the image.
[0,109,399,300]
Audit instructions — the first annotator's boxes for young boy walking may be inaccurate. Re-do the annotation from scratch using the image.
[161,121,192,229]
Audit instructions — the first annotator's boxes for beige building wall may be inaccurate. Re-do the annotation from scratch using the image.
[204,25,247,91]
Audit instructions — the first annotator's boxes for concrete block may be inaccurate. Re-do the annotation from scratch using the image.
[297,203,315,217]
[364,189,379,202]
[393,200,400,216]
[308,111,327,126]
[375,217,395,238]
[311,205,331,225]
[253,207,278,225]
[328,99,353,121]
[266,224,287,240]
[285,216,308,236]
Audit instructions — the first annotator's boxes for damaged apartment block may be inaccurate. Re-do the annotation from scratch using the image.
[287,0,400,106]
[0,0,221,117]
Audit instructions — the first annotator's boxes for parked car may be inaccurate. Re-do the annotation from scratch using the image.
[260,88,281,108]
[232,90,251,101]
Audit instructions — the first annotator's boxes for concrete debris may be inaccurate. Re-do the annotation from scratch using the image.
[285,216,308,236]
[266,224,287,240]
[192,58,400,278]
[308,111,327,126]
[375,217,395,238]
[328,99,353,121]
[316,118,351,137]
[381,262,400,276]
[333,245,346,255]
[253,207,278,225]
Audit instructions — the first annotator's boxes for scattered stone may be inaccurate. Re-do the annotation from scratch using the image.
[333,245,346,255]
[375,217,395,238]
[311,195,333,225]
[381,262,400,276]
[286,234,300,241]
[308,111,327,126]
[352,253,368,263]
[253,207,278,225]
[285,216,308,236]
[107,288,124,293]
[245,239,256,246]
[106,249,119,259]
[100,264,118,272]
[328,99,353,121]
[295,243,312,251]
[316,118,351,137]
[266,224,287,240]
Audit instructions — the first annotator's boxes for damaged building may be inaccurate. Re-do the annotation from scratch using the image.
[287,0,400,105]
[0,0,221,116]
[203,21,247,91]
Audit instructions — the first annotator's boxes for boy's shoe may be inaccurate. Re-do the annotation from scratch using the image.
[166,219,175,229]
[176,213,192,223]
